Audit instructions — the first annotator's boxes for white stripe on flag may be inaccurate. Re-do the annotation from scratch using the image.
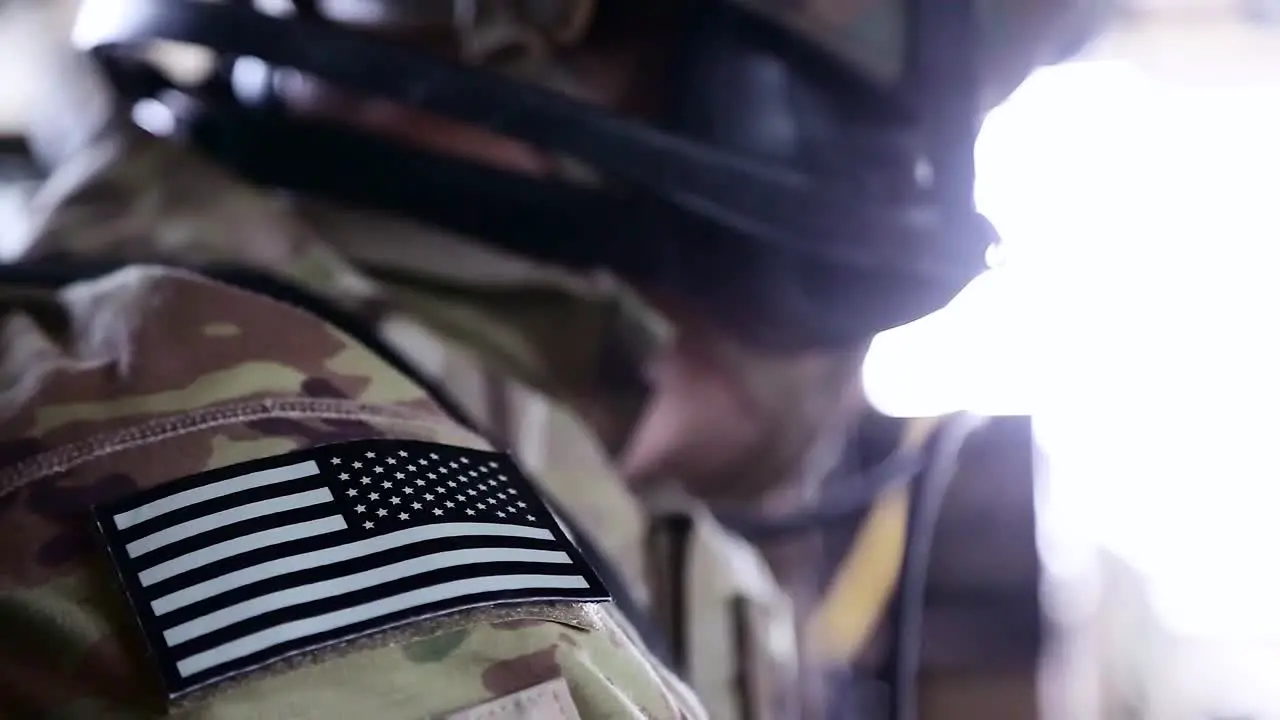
[150,522,556,615]
[164,546,573,646]
[175,573,591,677]
[125,489,334,558]
[113,461,320,530]
[139,516,350,587]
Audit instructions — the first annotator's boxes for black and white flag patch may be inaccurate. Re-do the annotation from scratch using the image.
[93,439,611,701]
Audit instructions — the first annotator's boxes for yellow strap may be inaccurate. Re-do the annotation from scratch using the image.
[806,416,945,664]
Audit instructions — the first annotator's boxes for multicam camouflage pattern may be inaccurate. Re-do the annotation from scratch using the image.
[0,266,702,719]
[2,111,801,716]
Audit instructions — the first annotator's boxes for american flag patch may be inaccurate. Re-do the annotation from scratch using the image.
[93,439,611,700]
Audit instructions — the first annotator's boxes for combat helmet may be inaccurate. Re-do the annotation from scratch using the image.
[70,0,1104,348]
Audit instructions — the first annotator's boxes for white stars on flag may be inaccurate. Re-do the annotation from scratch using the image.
[329,446,539,532]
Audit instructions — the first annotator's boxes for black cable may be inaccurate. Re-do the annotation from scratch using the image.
[889,415,979,720]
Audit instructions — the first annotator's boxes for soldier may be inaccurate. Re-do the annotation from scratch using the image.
[0,0,1101,718]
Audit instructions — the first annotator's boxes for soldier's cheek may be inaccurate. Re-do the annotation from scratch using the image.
[618,338,765,494]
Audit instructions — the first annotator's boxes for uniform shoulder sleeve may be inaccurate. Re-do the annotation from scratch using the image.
[0,266,704,720]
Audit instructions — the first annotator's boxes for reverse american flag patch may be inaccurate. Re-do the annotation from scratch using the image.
[92,439,611,700]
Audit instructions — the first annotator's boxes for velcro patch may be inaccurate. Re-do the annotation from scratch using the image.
[92,439,611,702]
[443,678,584,720]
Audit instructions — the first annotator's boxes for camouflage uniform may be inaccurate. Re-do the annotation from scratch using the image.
[0,0,1099,717]
[0,96,793,716]
[0,264,705,719]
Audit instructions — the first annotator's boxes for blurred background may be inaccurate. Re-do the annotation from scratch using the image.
[862,2,1280,719]
[2,0,1279,718]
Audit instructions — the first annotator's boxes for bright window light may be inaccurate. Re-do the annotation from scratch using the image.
[863,58,1280,638]
[864,60,1162,419]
